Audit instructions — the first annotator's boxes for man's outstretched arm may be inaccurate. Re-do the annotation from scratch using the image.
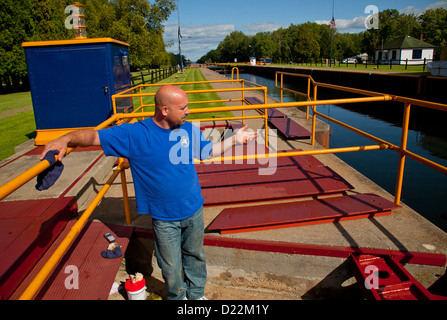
[40,129,101,161]
[210,124,259,158]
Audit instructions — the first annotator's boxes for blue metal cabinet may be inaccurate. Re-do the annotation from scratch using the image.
[22,38,133,138]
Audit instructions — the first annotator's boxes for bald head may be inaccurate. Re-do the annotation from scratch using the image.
[155,85,188,112]
[153,85,190,129]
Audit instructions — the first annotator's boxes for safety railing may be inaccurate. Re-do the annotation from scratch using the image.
[1,71,445,299]
[111,77,271,145]
[275,71,447,206]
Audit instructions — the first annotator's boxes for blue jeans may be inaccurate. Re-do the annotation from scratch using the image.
[152,206,207,300]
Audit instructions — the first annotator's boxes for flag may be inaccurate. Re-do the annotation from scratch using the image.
[178,25,182,46]
[330,17,336,29]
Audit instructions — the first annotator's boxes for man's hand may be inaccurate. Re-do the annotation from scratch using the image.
[40,136,70,162]
[209,124,260,159]
[234,124,259,145]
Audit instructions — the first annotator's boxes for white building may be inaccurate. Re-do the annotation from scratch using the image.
[375,35,435,65]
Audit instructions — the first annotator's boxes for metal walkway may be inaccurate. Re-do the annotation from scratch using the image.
[245,96,311,139]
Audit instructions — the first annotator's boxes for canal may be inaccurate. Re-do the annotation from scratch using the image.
[225,72,447,232]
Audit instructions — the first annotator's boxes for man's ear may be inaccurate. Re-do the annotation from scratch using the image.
[161,106,169,116]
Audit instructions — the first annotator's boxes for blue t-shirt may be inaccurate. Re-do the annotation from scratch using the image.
[98,118,213,221]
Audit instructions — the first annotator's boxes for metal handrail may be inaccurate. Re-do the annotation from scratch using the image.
[112,76,270,144]
[275,71,447,206]
[0,115,117,201]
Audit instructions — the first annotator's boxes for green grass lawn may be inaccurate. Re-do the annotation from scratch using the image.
[0,91,33,113]
[0,92,35,161]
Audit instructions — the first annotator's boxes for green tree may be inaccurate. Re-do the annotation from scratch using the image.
[217,31,251,62]
[419,8,447,58]
[106,0,175,68]
[0,0,69,91]
[0,0,176,91]
[252,32,277,59]
[287,24,320,62]
[396,13,422,39]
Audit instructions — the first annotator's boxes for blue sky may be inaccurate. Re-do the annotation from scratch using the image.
[163,0,447,61]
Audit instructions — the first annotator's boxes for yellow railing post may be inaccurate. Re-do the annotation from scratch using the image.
[306,78,311,119]
[231,67,239,84]
[112,96,117,115]
[139,85,144,120]
[311,83,318,146]
[280,73,284,103]
[263,87,269,147]
[241,80,245,125]
[119,158,132,225]
[394,102,412,206]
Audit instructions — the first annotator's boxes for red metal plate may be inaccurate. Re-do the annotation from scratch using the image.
[269,117,311,139]
[196,148,324,175]
[0,198,56,220]
[201,165,353,206]
[260,108,287,118]
[0,197,77,300]
[244,97,264,105]
[10,221,134,300]
[207,193,397,233]
[350,253,447,300]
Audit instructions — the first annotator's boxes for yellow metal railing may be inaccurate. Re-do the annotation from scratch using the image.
[0,73,445,299]
[112,76,271,145]
[275,71,447,206]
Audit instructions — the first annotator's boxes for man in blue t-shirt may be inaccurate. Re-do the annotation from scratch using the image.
[40,84,258,300]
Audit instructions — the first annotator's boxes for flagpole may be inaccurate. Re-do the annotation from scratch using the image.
[177,0,183,73]
[329,0,335,67]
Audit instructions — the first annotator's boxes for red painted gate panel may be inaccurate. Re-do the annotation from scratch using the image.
[207,193,398,234]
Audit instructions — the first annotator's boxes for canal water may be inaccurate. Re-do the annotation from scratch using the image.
[225,72,447,232]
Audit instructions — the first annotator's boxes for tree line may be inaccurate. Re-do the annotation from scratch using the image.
[0,0,176,92]
[197,8,447,64]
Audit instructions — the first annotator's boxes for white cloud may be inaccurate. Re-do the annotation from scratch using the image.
[316,1,447,33]
[400,1,447,15]
[164,22,235,61]
[163,21,287,61]
[241,22,285,35]
[316,16,366,33]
